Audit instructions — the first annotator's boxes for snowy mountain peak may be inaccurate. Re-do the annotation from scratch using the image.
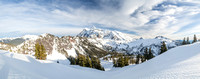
[155,36,169,40]
[77,27,136,41]
[22,35,39,40]
[40,33,54,37]
[91,26,96,30]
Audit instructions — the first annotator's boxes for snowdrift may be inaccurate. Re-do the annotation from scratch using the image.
[1,42,200,79]
[113,42,200,79]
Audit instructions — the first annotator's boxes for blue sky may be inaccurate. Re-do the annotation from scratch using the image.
[0,0,199,39]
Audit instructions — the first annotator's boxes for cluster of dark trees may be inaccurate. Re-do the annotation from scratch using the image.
[144,48,154,60]
[112,50,155,68]
[34,43,47,60]
[160,42,168,55]
[69,54,105,71]
[182,34,198,45]
[112,55,135,67]
[112,41,169,67]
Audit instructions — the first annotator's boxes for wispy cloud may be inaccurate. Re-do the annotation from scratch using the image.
[0,0,199,39]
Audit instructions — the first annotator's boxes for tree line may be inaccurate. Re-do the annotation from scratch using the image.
[105,41,168,67]
[69,54,105,71]
[33,40,170,69]
[182,34,198,45]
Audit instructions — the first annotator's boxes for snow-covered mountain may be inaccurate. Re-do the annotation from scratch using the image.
[77,27,136,42]
[0,28,181,59]
[77,27,181,55]
[4,33,108,58]
[0,42,200,79]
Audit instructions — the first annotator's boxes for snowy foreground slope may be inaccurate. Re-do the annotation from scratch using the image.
[0,50,106,79]
[1,42,200,79]
[113,42,200,79]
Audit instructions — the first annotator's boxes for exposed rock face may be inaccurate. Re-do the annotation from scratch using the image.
[2,33,109,58]
[0,28,182,58]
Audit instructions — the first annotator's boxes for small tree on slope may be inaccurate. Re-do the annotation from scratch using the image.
[144,47,148,61]
[182,37,186,45]
[35,43,47,60]
[192,34,197,43]
[187,37,190,44]
[160,42,168,55]
[148,48,154,60]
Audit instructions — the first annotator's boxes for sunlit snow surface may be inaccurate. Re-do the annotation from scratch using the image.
[1,42,200,79]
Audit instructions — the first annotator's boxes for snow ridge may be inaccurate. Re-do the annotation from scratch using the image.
[78,27,180,55]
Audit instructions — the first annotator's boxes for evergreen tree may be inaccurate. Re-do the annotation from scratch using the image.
[96,58,104,71]
[77,54,86,67]
[148,48,154,60]
[192,34,197,43]
[34,43,47,60]
[182,37,186,45]
[124,56,129,66]
[117,56,125,67]
[186,37,190,44]
[40,45,46,60]
[144,47,148,60]
[71,55,104,71]
[113,59,117,67]
[34,43,40,59]
[69,56,76,65]
[135,54,141,64]
[90,57,104,71]
[140,55,146,63]
[129,57,136,64]
[91,57,97,68]
[160,42,168,54]
[86,56,92,68]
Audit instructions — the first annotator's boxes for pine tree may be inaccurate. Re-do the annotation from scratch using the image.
[182,37,186,45]
[140,55,145,63]
[91,57,104,71]
[77,54,86,67]
[148,48,154,60]
[86,56,92,68]
[124,56,129,66]
[113,59,117,67]
[160,42,168,54]
[192,34,197,43]
[40,45,46,60]
[69,56,76,65]
[186,37,190,44]
[117,56,125,67]
[129,57,136,64]
[34,43,40,59]
[91,57,97,68]
[144,47,148,60]
[135,54,141,64]
[34,43,47,60]
[72,55,104,71]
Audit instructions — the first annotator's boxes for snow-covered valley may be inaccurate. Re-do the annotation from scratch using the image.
[1,42,200,79]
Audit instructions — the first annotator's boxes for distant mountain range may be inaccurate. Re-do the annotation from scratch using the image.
[0,27,182,58]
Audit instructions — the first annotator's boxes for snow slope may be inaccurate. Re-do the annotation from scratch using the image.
[112,42,200,79]
[0,41,200,79]
[0,50,106,79]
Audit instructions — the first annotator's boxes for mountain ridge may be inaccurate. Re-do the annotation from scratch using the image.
[0,28,181,58]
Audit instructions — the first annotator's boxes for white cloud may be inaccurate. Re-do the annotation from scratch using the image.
[0,0,200,40]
